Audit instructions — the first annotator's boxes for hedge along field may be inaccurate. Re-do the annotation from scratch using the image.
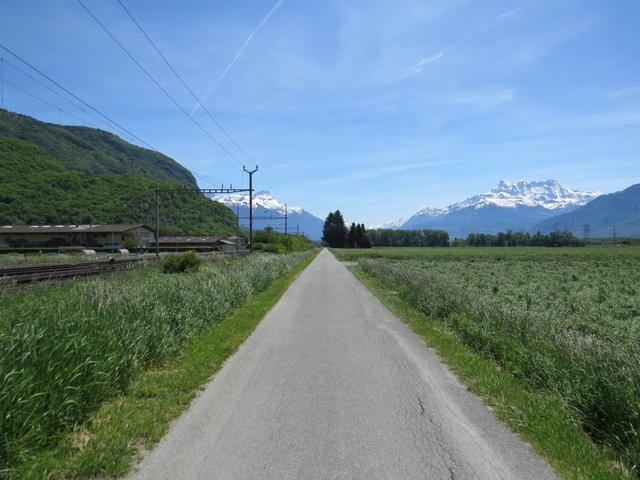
[339,247,640,475]
[0,251,312,473]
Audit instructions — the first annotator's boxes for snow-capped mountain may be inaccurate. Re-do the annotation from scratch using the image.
[213,190,299,213]
[447,180,599,212]
[212,191,323,241]
[375,217,407,230]
[415,205,448,217]
[400,180,600,237]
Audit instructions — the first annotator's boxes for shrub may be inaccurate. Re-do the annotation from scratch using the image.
[161,251,202,273]
[263,244,282,254]
[121,236,140,250]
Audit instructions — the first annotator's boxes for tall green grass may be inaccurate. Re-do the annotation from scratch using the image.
[354,251,640,476]
[0,252,311,474]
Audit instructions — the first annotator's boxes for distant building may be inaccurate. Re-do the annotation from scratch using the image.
[0,224,155,250]
[227,236,245,248]
[155,236,237,252]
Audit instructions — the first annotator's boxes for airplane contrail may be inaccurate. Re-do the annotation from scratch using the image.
[192,0,283,114]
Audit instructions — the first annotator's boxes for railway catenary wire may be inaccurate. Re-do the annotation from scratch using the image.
[0,43,156,152]
[114,0,286,203]
[0,49,226,186]
[1,56,110,130]
[2,18,282,221]
[76,0,244,168]
[116,0,254,164]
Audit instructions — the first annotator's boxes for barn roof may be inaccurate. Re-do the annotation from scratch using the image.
[159,236,221,244]
[158,236,234,245]
[0,224,154,234]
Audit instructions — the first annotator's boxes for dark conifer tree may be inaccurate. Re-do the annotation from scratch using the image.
[347,222,357,248]
[322,212,335,246]
[356,224,372,248]
[354,223,363,247]
[322,210,348,247]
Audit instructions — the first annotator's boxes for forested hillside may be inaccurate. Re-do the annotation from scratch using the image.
[0,136,235,236]
[0,108,196,186]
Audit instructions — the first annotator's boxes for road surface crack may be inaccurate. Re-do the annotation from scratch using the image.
[447,464,456,480]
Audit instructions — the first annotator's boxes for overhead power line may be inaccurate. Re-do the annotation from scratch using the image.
[116,0,254,164]
[2,78,87,125]
[2,56,117,131]
[76,0,242,167]
[3,75,223,186]
[0,45,226,186]
[109,1,285,202]
[1,57,4,108]
[0,43,158,151]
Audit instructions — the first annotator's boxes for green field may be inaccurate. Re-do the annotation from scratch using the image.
[338,245,640,259]
[335,246,640,476]
[0,251,314,476]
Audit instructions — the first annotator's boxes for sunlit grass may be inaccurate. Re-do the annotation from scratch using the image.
[0,251,315,477]
[335,246,640,477]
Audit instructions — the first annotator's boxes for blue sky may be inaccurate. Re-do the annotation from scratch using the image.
[1,0,639,226]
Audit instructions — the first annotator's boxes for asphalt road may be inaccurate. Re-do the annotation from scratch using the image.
[129,249,557,480]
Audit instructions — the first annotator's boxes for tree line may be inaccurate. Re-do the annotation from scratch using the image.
[322,210,371,248]
[367,229,449,247]
[323,208,585,248]
[454,230,584,247]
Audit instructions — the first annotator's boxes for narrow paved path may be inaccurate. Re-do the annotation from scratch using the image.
[130,249,557,480]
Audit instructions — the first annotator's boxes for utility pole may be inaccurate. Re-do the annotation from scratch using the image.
[613,223,617,245]
[583,224,591,245]
[235,204,240,252]
[284,203,288,236]
[243,165,258,252]
[155,185,160,257]
[296,225,299,236]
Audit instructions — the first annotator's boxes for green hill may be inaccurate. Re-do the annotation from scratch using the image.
[533,183,640,237]
[0,116,236,236]
[0,108,196,186]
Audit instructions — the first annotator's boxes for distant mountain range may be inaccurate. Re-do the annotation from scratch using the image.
[4,110,635,241]
[533,183,640,237]
[213,191,324,241]
[381,180,604,238]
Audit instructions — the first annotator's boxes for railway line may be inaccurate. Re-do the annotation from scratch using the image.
[0,257,154,284]
[0,251,249,284]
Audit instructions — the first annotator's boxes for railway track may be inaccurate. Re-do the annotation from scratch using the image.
[0,251,250,285]
[0,257,155,284]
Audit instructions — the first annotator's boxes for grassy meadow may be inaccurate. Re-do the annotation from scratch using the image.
[0,251,314,477]
[335,246,640,477]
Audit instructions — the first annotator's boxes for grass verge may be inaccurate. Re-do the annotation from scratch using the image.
[349,264,630,480]
[11,251,317,479]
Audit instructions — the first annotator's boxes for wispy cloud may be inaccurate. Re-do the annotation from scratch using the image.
[192,0,283,113]
[272,160,296,170]
[494,1,540,22]
[395,50,447,80]
[610,86,640,99]
[312,160,464,186]
[395,1,540,81]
